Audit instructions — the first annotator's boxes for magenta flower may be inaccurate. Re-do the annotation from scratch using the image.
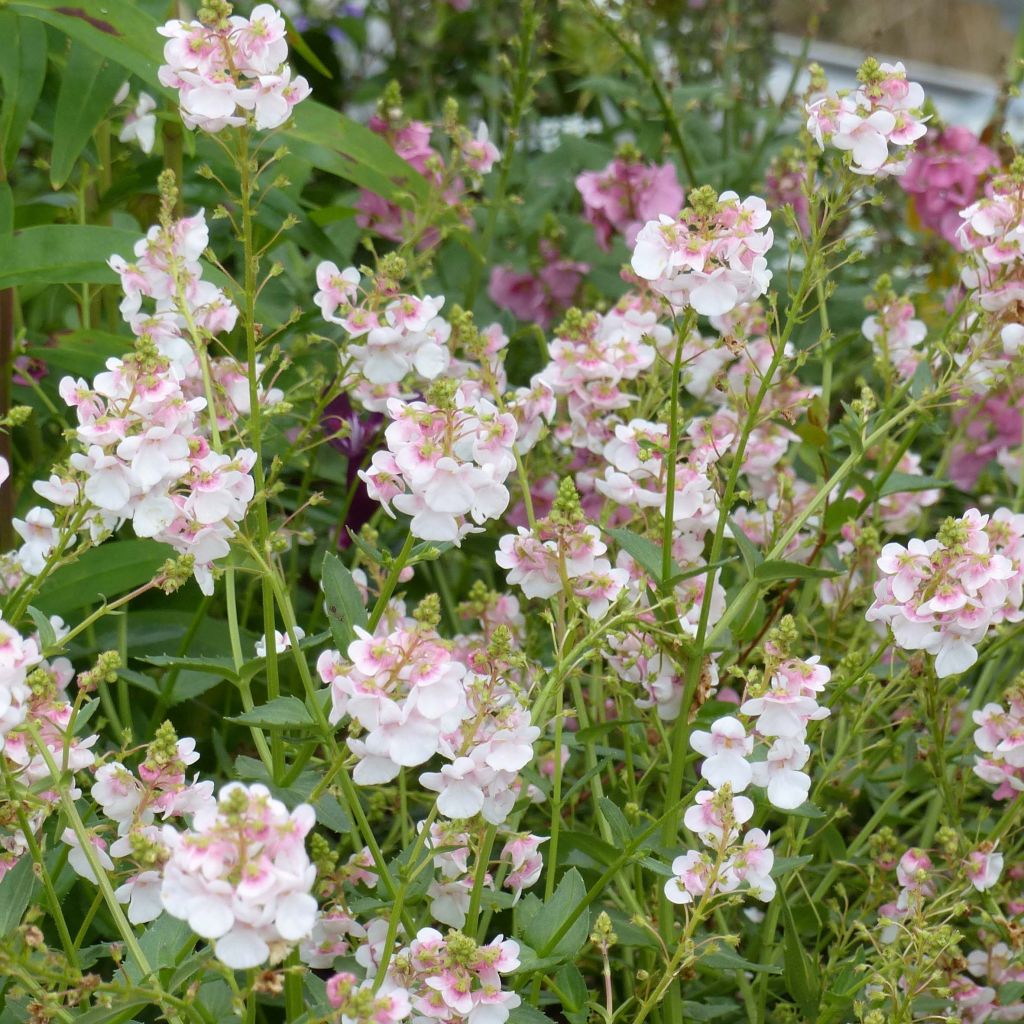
[576,156,684,250]
[901,126,997,248]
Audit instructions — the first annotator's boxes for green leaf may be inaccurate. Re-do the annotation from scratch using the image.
[26,606,56,649]
[521,867,589,960]
[284,101,430,207]
[140,654,239,682]
[26,330,129,377]
[9,1,167,89]
[507,1007,554,1024]
[875,472,946,498]
[0,225,141,289]
[771,854,814,877]
[728,516,763,572]
[823,496,861,533]
[119,912,194,984]
[554,964,588,1012]
[34,539,167,615]
[753,559,839,583]
[66,1005,150,1024]
[781,894,820,1019]
[701,949,781,975]
[227,696,314,730]
[607,526,678,585]
[321,552,367,650]
[50,40,125,188]
[681,1002,738,1021]
[0,12,47,169]
[0,855,35,932]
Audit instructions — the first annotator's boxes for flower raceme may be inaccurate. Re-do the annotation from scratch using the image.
[158,3,310,133]
[12,207,261,595]
[359,384,517,544]
[805,58,928,176]
[630,185,773,317]
[866,508,1024,677]
[159,782,318,969]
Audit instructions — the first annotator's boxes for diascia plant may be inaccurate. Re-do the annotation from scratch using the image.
[0,1,1023,1023]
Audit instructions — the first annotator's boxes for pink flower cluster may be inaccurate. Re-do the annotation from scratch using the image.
[488,240,590,329]
[862,293,926,381]
[158,4,310,133]
[901,126,996,248]
[575,155,684,250]
[957,166,1024,313]
[383,927,521,1024]
[314,262,451,398]
[665,644,831,907]
[67,724,215,924]
[160,782,318,969]
[497,515,629,620]
[320,615,540,828]
[806,60,927,176]
[0,617,40,751]
[630,188,773,317]
[360,388,516,543]
[536,303,661,453]
[973,685,1024,799]
[867,508,1024,677]
[321,622,469,785]
[14,210,264,594]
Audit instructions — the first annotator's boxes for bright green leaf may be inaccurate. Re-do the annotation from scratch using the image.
[227,696,314,730]
[0,225,141,289]
[321,552,367,650]
[754,559,839,583]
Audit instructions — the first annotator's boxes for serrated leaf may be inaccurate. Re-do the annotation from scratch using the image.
[50,40,125,187]
[754,559,838,582]
[321,552,367,650]
[227,696,314,730]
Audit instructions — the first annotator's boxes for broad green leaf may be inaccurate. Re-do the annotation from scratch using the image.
[27,330,129,377]
[876,471,946,498]
[284,100,430,206]
[681,1002,738,1021]
[754,559,839,583]
[0,13,47,169]
[321,552,367,650]
[34,538,168,615]
[0,855,35,932]
[728,516,763,572]
[50,40,125,188]
[771,854,814,876]
[0,183,12,235]
[701,949,781,975]
[0,225,140,289]
[554,965,588,1012]
[140,654,240,682]
[26,606,56,648]
[781,894,821,1019]
[120,913,193,984]
[607,526,678,585]
[522,867,589,960]
[66,1005,150,1024]
[507,1006,555,1024]
[823,496,860,533]
[9,1,167,90]
[227,696,315,729]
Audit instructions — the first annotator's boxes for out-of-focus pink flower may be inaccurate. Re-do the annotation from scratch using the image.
[901,126,997,248]
[576,157,683,250]
[488,241,589,328]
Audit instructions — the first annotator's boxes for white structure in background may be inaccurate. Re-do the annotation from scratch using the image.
[773,35,1024,140]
